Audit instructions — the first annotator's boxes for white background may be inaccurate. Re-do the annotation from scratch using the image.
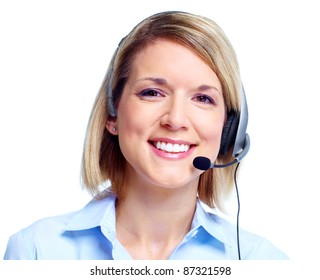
[0,0,319,260]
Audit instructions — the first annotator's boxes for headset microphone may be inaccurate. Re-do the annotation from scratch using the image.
[193,134,250,170]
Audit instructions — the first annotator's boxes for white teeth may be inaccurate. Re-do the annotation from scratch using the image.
[155,141,190,153]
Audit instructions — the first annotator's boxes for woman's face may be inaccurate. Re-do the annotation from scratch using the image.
[108,39,225,190]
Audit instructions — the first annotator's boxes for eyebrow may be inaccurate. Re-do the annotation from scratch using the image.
[197,84,221,95]
[138,77,168,85]
[137,77,222,95]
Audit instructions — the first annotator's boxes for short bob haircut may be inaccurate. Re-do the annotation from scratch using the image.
[81,11,243,210]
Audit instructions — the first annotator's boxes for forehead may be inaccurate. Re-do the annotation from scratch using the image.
[133,38,209,66]
[130,39,216,81]
[126,39,221,93]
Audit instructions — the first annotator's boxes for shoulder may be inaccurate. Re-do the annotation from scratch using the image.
[238,228,289,260]
[4,192,116,260]
[205,212,288,260]
[4,211,78,260]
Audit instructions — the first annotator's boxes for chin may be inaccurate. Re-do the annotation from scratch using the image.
[148,175,198,191]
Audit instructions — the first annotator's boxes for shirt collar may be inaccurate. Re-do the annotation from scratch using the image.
[63,190,116,232]
[63,192,232,247]
[191,200,232,247]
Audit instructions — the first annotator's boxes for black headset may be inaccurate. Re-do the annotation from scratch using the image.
[219,87,250,162]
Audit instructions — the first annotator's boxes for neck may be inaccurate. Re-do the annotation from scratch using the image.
[116,180,198,259]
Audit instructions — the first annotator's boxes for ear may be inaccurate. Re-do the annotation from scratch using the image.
[106,118,118,135]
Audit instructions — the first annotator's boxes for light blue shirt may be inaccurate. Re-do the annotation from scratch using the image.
[4,193,288,260]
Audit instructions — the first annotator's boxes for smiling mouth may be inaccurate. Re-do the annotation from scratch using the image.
[150,141,191,153]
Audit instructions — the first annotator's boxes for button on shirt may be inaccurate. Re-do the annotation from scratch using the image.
[4,194,288,260]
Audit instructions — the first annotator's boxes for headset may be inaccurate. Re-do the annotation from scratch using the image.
[106,42,122,118]
[192,87,250,260]
[191,86,250,169]
[219,86,250,166]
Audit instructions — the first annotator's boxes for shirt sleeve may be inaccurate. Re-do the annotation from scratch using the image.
[3,230,36,260]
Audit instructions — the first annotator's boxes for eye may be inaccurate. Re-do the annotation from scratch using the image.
[138,88,164,98]
[193,94,215,105]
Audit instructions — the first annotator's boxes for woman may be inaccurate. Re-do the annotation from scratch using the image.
[4,11,287,260]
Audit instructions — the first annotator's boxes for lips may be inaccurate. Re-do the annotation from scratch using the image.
[149,139,194,154]
[154,141,190,153]
[148,138,196,160]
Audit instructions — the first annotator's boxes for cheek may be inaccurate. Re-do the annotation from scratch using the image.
[117,104,151,136]
[116,101,156,157]
[116,113,143,167]
[195,113,225,152]
[206,124,224,147]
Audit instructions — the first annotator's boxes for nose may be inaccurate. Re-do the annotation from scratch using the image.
[161,94,190,131]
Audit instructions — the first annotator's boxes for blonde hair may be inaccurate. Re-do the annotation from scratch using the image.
[81,11,243,210]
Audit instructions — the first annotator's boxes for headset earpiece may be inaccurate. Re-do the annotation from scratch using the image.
[219,111,239,155]
[219,86,250,159]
